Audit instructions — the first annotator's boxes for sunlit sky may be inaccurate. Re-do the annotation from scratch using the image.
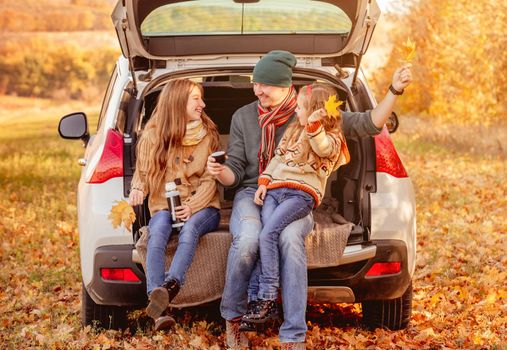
[377,0,394,13]
[376,0,413,14]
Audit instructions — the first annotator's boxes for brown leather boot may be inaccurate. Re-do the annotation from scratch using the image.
[146,287,169,319]
[225,319,250,349]
[146,279,180,319]
[153,311,176,331]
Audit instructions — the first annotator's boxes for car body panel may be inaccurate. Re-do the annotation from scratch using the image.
[78,59,133,286]
[370,173,417,274]
[308,240,411,301]
[79,178,133,287]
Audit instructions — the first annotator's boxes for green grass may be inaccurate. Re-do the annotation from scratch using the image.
[0,97,100,347]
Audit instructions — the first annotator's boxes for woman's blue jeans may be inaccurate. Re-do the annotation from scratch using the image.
[146,207,220,295]
[220,187,314,343]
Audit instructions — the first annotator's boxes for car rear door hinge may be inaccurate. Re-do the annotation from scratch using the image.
[121,18,138,96]
[351,0,378,92]
[139,60,157,82]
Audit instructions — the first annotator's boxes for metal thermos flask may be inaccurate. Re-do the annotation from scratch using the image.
[165,181,184,231]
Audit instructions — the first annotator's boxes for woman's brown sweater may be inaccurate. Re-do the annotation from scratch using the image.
[131,128,220,215]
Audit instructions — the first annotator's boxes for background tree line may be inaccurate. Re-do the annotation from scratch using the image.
[0,0,114,31]
[372,0,506,125]
[0,39,118,100]
[1,0,505,124]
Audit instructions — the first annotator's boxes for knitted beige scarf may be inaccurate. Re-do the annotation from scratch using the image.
[182,119,207,146]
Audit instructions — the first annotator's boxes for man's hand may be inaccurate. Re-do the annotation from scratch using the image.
[128,189,143,206]
[254,185,267,205]
[175,205,192,221]
[207,155,226,177]
[307,108,327,123]
[392,63,413,92]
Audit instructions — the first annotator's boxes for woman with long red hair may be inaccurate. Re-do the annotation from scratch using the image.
[129,79,220,330]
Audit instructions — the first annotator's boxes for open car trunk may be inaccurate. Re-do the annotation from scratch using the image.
[126,72,376,307]
[113,0,380,60]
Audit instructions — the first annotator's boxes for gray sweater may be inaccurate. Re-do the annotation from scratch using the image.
[225,101,382,189]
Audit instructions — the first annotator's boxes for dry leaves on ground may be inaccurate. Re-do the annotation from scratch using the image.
[0,110,505,348]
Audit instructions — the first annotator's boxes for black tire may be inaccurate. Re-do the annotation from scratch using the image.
[81,282,129,330]
[362,281,413,330]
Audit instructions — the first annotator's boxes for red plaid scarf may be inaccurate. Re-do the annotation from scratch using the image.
[257,86,297,174]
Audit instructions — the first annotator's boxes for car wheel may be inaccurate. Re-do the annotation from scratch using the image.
[81,282,129,330]
[362,281,413,330]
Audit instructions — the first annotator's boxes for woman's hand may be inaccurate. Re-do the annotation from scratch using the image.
[175,205,192,221]
[392,63,413,92]
[254,185,267,205]
[128,189,144,206]
[307,108,327,123]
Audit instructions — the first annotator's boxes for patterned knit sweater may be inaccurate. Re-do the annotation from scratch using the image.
[258,120,350,207]
[131,128,220,215]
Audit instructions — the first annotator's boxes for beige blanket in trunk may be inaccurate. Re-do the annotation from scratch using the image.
[135,199,353,308]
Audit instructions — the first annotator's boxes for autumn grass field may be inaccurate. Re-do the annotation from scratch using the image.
[0,96,506,349]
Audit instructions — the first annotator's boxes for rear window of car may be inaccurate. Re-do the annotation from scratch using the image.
[141,0,352,36]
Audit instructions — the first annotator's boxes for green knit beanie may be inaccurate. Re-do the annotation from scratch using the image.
[252,50,297,87]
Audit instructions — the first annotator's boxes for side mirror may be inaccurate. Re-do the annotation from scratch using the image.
[386,111,399,134]
[58,112,90,144]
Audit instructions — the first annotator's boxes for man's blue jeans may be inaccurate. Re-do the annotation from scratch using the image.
[220,187,314,343]
[146,207,220,295]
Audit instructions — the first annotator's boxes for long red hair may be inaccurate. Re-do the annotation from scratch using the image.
[139,79,219,194]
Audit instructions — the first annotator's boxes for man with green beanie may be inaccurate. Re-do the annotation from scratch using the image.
[252,50,296,88]
[208,50,412,349]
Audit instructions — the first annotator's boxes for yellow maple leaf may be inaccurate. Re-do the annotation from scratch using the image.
[403,37,416,62]
[108,200,136,232]
[324,95,343,119]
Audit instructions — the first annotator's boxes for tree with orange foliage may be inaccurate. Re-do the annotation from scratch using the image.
[372,0,507,125]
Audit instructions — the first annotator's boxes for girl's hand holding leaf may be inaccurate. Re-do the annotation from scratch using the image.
[308,108,327,123]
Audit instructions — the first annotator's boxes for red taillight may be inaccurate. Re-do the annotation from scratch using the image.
[100,268,140,282]
[88,129,123,184]
[374,127,408,178]
[366,262,401,277]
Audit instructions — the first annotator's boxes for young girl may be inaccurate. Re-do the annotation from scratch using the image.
[242,83,350,324]
[129,79,221,331]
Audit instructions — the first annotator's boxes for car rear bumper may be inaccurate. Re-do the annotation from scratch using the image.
[308,239,411,302]
[86,245,147,306]
[87,240,411,306]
